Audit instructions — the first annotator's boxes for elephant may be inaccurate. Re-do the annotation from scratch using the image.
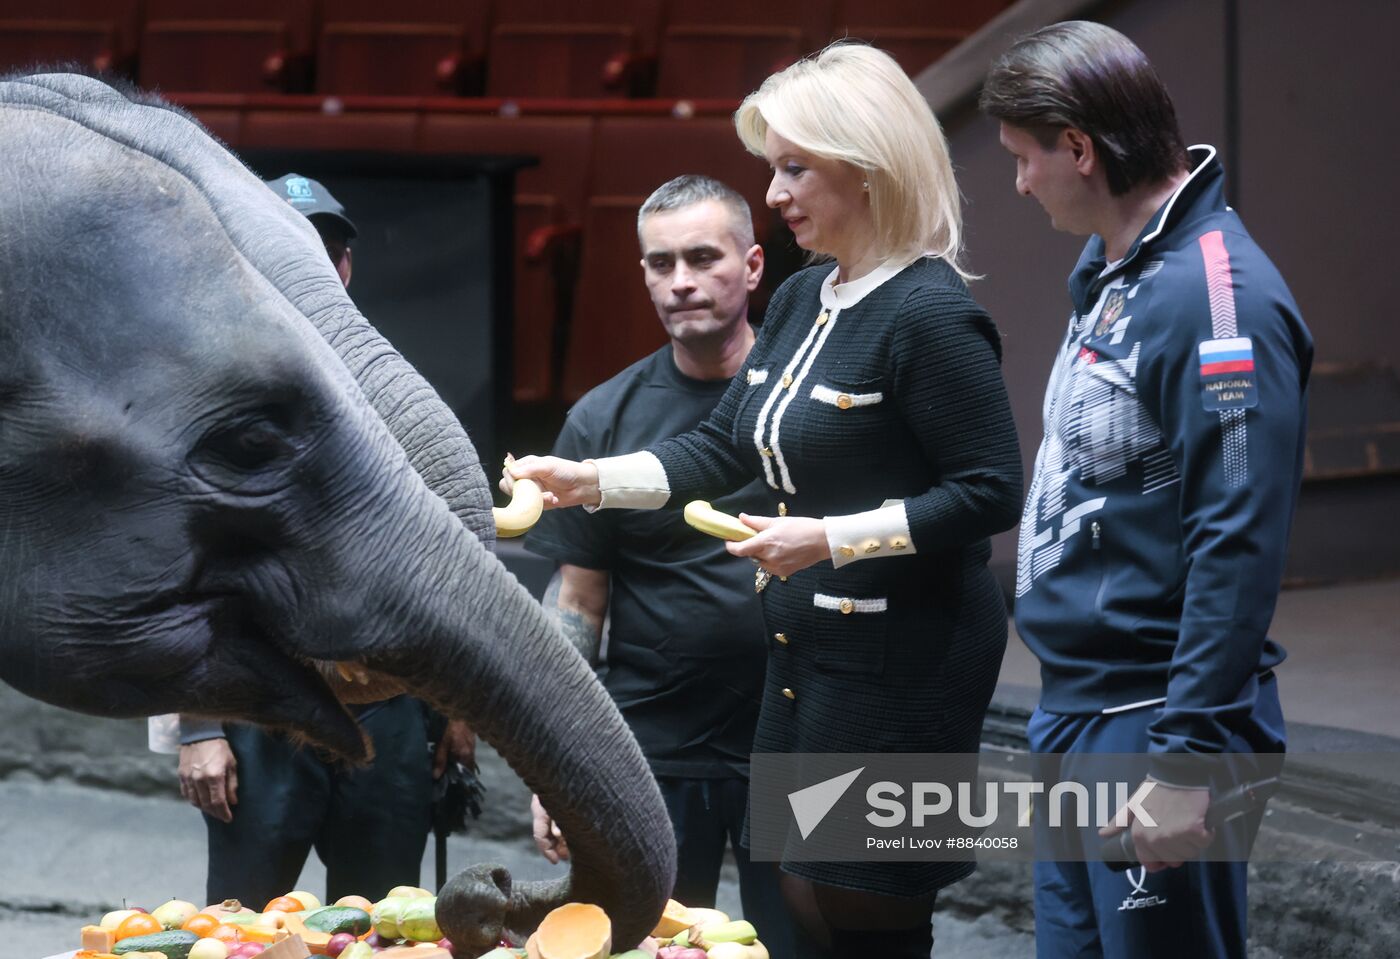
[0,70,675,951]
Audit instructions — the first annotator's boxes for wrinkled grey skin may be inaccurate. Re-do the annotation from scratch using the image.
[0,72,674,950]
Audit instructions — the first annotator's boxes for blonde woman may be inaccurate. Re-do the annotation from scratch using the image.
[507,44,1022,954]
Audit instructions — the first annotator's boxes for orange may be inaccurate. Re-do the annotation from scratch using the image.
[209,924,244,945]
[115,913,163,941]
[264,896,304,914]
[182,914,220,938]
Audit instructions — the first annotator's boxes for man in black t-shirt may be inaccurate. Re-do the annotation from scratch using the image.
[525,175,801,951]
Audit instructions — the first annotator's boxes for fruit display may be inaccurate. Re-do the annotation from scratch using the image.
[71,892,767,959]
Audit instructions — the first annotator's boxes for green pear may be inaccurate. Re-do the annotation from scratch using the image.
[397,897,442,942]
[370,897,410,939]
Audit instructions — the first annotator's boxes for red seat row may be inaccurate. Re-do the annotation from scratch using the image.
[186,98,776,403]
[0,0,1010,99]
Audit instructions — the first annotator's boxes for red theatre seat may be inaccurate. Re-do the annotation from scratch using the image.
[486,0,663,98]
[421,114,595,403]
[833,0,1009,78]
[139,0,315,93]
[655,0,834,98]
[0,0,140,76]
[317,1,490,96]
[562,115,770,401]
[240,108,419,152]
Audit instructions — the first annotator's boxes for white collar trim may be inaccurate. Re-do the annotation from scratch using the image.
[1137,144,1216,249]
[819,254,920,310]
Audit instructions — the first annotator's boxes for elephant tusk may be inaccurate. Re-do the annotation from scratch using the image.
[683,501,756,542]
[494,477,544,538]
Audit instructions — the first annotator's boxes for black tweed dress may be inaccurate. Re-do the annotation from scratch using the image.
[648,256,1023,896]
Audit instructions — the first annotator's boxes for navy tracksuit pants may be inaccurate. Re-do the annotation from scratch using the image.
[1028,677,1284,959]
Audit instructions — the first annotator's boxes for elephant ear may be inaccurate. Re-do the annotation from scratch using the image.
[0,72,496,547]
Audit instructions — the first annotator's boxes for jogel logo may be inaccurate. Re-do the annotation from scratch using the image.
[1118,866,1169,911]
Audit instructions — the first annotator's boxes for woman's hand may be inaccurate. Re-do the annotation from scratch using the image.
[501,454,602,510]
[725,515,831,578]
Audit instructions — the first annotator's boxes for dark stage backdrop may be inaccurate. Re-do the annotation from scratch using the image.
[244,150,530,471]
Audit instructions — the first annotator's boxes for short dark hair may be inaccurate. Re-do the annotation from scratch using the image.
[637,174,754,249]
[979,21,1188,196]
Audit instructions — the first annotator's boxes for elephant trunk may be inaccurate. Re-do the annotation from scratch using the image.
[329,465,675,950]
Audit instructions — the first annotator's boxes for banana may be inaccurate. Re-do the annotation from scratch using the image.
[683,501,756,542]
[494,477,544,538]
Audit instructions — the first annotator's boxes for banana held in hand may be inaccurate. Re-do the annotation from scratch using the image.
[494,477,544,537]
[683,501,756,542]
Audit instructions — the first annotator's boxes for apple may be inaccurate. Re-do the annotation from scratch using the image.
[339,943,375,959]
[100,909,141,931]
[286,890,322,912]
[152,900,200,931]
[385,886,433,899]
[325,933,357,957]
[230,944,266,958]
[397,898,441,943]
[189,938,230,959]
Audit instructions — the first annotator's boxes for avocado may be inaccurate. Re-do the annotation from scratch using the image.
[113,930,200,959]
[302,905,374,936]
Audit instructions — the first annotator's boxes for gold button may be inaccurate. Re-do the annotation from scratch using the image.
[836,393,853,410]
[761,447,773,457]
[775,632,789,645]
[839,598,855,614]
[863,539,881,554]
[837,545,855,558]
[890,537,908,551]
[781,373,793,389]
[778,502,788,516]
[815,311,829,326]
[779,575,788,582]
[782,687,796,700]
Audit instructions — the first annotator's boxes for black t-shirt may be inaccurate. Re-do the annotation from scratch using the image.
[525,345,770,778]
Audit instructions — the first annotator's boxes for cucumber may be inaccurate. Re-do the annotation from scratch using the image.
[113,930,200,959]
[302,905,374,935]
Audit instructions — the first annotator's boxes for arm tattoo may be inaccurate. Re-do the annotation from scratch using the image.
[543,572,603,664]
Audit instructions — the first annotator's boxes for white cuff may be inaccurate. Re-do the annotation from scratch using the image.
[589,451,671,510]
[824,503,915,568]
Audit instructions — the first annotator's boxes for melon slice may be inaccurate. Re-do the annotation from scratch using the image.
[532,902,612,959]
[650,900,691,940]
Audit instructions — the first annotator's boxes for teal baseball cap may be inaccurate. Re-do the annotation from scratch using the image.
[265,172,358,240]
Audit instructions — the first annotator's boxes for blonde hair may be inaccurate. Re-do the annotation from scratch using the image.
[735,42,970,278]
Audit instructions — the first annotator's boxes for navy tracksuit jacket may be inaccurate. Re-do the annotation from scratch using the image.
[1014,145,1313,783]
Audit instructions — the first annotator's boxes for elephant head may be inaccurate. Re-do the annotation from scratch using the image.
[0,71,674,950]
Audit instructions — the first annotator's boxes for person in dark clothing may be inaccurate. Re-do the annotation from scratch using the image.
[981,22,1312,959]
[525,174,808,958]
[159,175,477,907]
[506,45,1023,958]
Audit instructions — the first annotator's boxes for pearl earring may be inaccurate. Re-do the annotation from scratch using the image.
[862,180,869,190]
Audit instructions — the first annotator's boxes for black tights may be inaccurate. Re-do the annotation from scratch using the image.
[779,873,936,958]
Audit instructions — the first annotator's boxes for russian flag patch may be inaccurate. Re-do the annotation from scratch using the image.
[1198,337,1258,410]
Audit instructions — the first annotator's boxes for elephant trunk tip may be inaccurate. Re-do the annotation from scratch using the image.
[437,862,514,951]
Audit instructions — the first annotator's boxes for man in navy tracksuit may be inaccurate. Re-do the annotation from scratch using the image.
[981,22,1313,958]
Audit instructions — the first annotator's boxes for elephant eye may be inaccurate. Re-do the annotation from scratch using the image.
[201,415,294,472]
